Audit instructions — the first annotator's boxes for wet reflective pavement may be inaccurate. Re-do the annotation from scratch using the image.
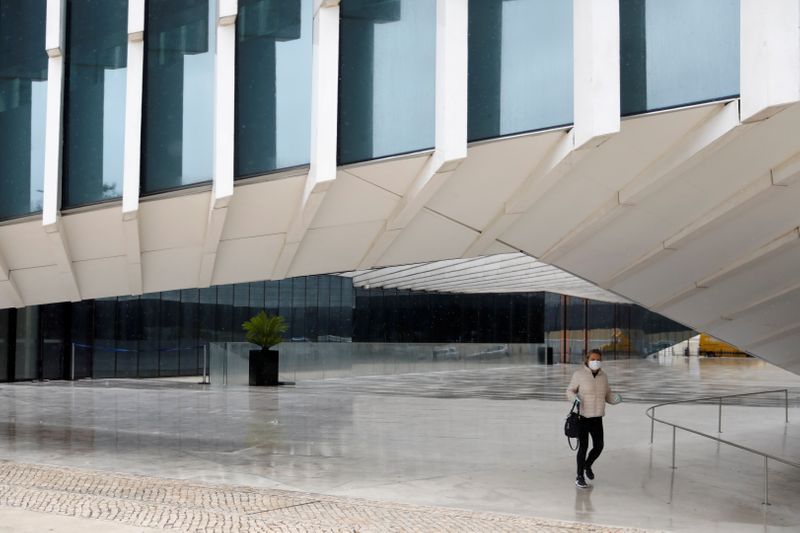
[0,357,798,531]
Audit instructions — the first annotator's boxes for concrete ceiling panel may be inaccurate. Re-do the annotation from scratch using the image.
[73,256,130,300]
[289,220,385,277]
[212,234,285,285]
[0,221,53,270]
[310,171,401,229]
[376,209,477,267]
[222,176,306,240]
[11,265,72,306]
[427,130,563,231]
[343,153,430,196]
[62,207,126,261]
[139,192,210,252]
[141,247,203,293]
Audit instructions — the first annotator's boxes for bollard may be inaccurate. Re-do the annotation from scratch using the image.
[671,426,677,469]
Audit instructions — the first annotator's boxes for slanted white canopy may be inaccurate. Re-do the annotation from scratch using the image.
[339,253,630,303]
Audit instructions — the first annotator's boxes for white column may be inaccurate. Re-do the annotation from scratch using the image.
[272,0,341,279]
[198,0,237,287]
[42,0,66,226]
[740,0,800,123]
[573,0,620,150]
[434,0,468,166]
[122,0,146,295]
[308,0,341,187]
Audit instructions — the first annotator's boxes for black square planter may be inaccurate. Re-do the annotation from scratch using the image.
[249,349,279,386]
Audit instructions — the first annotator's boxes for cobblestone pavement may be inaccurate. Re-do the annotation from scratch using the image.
[0,461,651,533]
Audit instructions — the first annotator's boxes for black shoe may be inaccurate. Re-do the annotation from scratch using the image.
[585,466,594,480]
[575,476,589,489]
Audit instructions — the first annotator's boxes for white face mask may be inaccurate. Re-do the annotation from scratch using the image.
[588,360,602,371]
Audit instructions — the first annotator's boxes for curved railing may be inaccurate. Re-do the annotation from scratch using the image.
[646,389,798,505]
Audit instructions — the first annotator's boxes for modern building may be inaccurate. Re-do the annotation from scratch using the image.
[0,0,798,376]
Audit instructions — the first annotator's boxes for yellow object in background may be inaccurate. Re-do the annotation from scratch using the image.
[699,333,748,357]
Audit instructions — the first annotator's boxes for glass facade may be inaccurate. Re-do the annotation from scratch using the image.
[338,0,436,164]
[62,0,128,208]
[235,0,312,178]
[543,294,694,364]
[620,0,740,116]
[0,271,695,382]
[354,289,546,343]
[142,0,215,194]
[468,0,573,142]
[0,1,47,220]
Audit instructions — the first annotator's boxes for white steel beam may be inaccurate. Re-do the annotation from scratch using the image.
[357,0,468,269]
[43,0,80,302]
[462,131,585,258]
[606,147,800,289]
[653,227,800,312]
[122,0,145,295]
[466,0,620,259]
[573,0,620,149]
[0,255,24,308]
[199,3,238,287]
[740,0,800,123]
[540,101,744,264]
[272,0,341,279]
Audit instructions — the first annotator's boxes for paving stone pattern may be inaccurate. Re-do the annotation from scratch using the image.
[0,461,652,533]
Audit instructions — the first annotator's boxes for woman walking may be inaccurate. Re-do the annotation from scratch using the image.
[566,348,621,488]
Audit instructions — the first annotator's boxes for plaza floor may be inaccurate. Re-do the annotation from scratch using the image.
[0,356,798,532]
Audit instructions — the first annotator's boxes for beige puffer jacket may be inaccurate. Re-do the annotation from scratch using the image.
[566,365,619,418]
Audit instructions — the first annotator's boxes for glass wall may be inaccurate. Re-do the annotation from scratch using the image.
[353,288,545,343]
[0,1,47,220]
[468,0,572,142]
[620,0,739,115]
[338,0,435,164]
[544,294,694,362]
[142,0,215,194]
[0,309,8,381]
[63,0,128,208]
[235,0,312,178]
[0,277,694,381]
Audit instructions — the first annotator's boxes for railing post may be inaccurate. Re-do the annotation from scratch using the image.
[671,426,677,469]
[202,344,209,385]
[650,408,655,444]
[786,389,789,424]
[718,397,723,433]
[763,457,770,506]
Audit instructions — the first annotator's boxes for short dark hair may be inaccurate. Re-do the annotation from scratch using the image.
[584,348,603,364]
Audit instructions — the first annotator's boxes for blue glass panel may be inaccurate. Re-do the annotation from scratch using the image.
[0,1,47,219]
[468,0,573,141]
[63,0,128,208]
[142,0,215,193]
[621,0,740,115]
[235,0,312,177]
[338,0,436,164]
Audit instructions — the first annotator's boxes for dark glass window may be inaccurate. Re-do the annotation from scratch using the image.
[63,0,128,208]
[159,290,181,375]
[142,0,215,194]
[0,1,47,219]
[338,0,435,164]
[620,0,739,115]
[235,0,311,177]
[468,0,572,141]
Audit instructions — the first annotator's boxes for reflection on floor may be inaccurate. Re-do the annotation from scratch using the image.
[0,356,797,532]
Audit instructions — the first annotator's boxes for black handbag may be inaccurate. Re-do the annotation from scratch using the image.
[564,400,580,450]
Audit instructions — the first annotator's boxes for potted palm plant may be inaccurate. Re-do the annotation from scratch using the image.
[242,311,287,386]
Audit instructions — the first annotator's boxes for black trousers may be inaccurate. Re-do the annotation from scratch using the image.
[576,416,604,476]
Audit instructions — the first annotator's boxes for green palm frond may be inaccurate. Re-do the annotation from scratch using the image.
[242,311,287,350]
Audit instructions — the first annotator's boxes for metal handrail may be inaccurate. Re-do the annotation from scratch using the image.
[646,388,797,506]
